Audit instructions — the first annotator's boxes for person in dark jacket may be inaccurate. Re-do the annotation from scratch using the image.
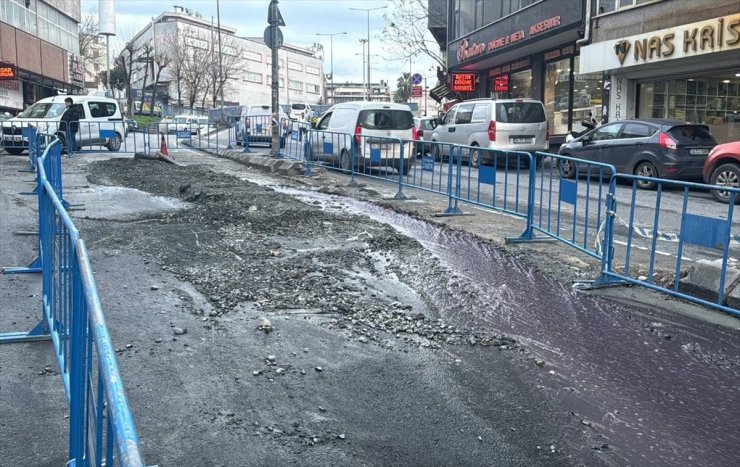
[60,97,80,153]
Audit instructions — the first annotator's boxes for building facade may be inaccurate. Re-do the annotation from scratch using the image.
[579,0,739,144]
[0,0,83,114]
[326,81,392,104]
[439,0,596,143]
[123,11,324,114]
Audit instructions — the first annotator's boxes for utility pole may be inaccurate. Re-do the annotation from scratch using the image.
[316,31,346,105]
[266,0,284,156]
[217,0,225,120]
[359,39,367,101]
[349,6,386,101]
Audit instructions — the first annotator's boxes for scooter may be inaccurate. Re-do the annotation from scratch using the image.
[565,114,597,142]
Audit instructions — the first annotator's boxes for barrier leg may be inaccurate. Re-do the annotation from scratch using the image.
[304,137,313,177]
[2,255,42,275]
[0,320,51,344]
[506,154,553,244]
[438,147,463,216]
[393,142,408,200]
[226,125,233,150]
[243,130,252,153]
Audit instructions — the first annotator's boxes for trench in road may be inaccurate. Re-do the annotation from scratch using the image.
[240,178,739,467]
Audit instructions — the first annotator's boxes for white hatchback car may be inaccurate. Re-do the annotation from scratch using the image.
[1,95,125,154]
[308,101,416,174]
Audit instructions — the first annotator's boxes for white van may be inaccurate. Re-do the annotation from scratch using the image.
[431,98,548,167]
[289,103,312,121]
[237,105,289,146]
[1,95,125,154]
[308,101,416,174]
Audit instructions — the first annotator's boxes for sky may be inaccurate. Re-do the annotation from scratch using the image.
[81,0,438,90]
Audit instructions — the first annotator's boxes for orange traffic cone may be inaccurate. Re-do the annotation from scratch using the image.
[160,133,169,157]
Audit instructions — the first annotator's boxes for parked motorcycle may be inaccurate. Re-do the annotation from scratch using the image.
[565,113,597,143]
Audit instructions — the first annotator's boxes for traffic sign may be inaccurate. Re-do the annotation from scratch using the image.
[410,73,423,85]
[422,155,434,172]
[268,0,285,26]
[411,86,423,97]
[264,25,284,49]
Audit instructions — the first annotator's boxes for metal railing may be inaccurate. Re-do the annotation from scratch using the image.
[1,138,147,466]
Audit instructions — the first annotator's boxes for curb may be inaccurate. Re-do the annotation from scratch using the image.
[679,259,740,310]
[180,142,304,176]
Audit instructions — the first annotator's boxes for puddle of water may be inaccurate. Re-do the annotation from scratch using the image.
[71,185,191,220]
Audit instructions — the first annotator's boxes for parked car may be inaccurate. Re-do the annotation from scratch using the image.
[413,116,438,157]
[1,95,124,154]
[558,118,717,189]
[430,98,548,167]
[308,101,415,174]
[703,141,740,203]
[236,105,289,146]
[289,103,313,121]
[125,118,137,134]
[0,112,12,121]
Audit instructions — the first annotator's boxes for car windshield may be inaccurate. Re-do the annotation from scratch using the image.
[173,117,187,123]
[291,104,306,110]
[18,102,66,119]
[667,125,716,145]
[358,109,414,130]
[496,102,546,123]
[422,119,435,130]
[198,118,208,124]
[250,107,272,116]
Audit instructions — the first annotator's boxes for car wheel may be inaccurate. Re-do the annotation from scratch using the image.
[469,146,480,168]
[4,148,24,155]
[710,163,740,204]
[635,161,658,190]
[559,158,576,179]
[105,132,122,152]
[340,150,352,171]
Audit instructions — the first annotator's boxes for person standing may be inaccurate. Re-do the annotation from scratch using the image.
[60,97,80,154]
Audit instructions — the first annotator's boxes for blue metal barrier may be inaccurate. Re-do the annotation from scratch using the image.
[0,138,147,465]
[281,119,311,161]
[511,152,617,257]
[402,140,457,199]
[592,174,739,316]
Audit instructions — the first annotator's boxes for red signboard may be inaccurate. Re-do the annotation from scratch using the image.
[0,64,16,80]
[450,73,477,93]
[493,75,509,92]
[411,85,423,97]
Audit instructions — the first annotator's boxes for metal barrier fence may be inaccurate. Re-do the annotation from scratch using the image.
[0,139,147,466]
[594,174,740,317]
[523,152,617,258]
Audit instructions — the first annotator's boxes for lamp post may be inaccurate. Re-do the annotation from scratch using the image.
[358,39,368,100]
[316,31,347,105]
[349,6,387,100]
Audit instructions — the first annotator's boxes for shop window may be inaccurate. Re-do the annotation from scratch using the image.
[571,56,603,133]
[544,57,571,135]
[510,69,532,98]
[639,76,740,143]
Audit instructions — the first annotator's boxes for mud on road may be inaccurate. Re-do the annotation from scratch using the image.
[82,158,584,466]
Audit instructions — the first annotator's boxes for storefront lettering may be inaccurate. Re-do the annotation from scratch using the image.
[614,76,623,120]
[0,65,16,80]
[530,16,561,36]
[614,16,740,65]
[545,44,576,62]
[488,58,531,78]
[457,39,487,62]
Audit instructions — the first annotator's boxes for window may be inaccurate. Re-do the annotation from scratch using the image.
[544,57,571,135]
[245,51,262,62]
[317,111,332,130]
[591,123,623,141]
[289,80,303,91]
[510,69,532,98]
[307,84,320,94]
[621,123,656,138]
[598,0,661,15]
[442,109,456,125]
[358,110,414,130]
[245,72,262,84]
[306,66,320,75]
[288,62,302,72]
[266,76,285,87]
[571,56,604,134]
[454,103,475,124]
[88,102,118,118]
[471,104,489,122]
[496,102,546,123]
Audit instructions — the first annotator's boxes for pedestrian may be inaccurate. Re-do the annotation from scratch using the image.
[60,97,80,154]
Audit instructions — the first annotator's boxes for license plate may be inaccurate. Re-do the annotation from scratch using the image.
[690,149,709,155]
[13,136,21,142]
[512,138,530,144]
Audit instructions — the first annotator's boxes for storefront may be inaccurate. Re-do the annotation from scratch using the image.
[580,13,740,144]
[447,0,599,143]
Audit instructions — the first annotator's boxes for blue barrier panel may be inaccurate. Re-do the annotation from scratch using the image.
[595,174,740,316]
[281,119,311,160]
[518,152,616,258]
[404,140,457,199]
[0,139,148,465]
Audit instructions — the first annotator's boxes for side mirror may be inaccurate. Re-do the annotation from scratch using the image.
[581,134,592,144]
[430,119,439,129]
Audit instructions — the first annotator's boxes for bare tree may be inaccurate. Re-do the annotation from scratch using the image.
[138,43,153,115]
[382,0,445,69]
[182,47,211,110]
[151,46,172,115]
[115,42,136,117]
[160,34,187,107]
[79,9,100,82]
[207,36,245,107]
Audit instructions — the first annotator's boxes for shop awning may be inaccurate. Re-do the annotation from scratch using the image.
[430,82,452,103]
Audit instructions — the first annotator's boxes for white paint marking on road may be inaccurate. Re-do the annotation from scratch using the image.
[613,240,694,262]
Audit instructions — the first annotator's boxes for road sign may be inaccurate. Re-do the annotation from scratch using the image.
[411,86,423,97]
[176,130,192,139]
[410,73,423,85]
[268,0,285,26]
[264,26,284,49]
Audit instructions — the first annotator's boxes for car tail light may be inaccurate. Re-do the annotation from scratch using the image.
[659,132,677,150]
[412,127,419,141]
[355,125,362,144]
[488,120,496,142]
[417,129,424,139]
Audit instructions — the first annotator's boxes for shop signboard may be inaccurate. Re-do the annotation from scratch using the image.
[0,79,23,110]
[493,75,509,92]
[411,86,423,97]
[450,73,476,92]
[580,13,740,74]
[448,0,583,68]
[0,63,16,80]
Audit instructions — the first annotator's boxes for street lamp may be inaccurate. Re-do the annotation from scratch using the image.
[349,6,387,100]
[316,31,347,105]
